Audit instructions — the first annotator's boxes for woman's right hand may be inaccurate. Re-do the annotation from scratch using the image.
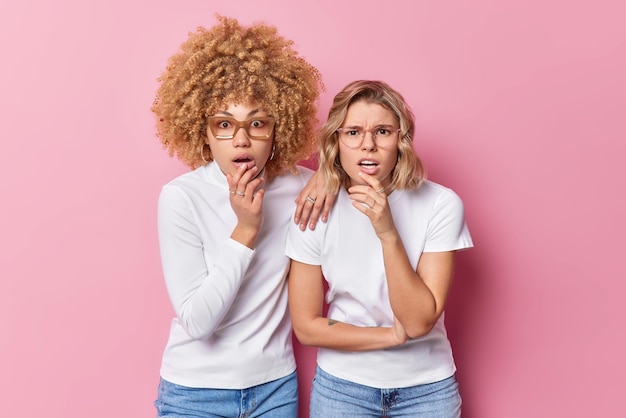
[227,165,265,248]
[294,170,337,231]
[391,315,409,346]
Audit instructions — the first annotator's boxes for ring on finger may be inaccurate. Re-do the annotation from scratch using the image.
[305,196,316,204]
[229,190,236,195]
[376,187,385,194]
[236,191,245,196]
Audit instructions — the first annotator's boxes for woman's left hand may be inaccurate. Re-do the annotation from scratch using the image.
[348,172,396,238]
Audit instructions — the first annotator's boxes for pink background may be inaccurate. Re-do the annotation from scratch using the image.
[1,0,624,417]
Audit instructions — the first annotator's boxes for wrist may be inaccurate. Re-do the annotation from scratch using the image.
[231,224,259,249]
[377,228,400,244]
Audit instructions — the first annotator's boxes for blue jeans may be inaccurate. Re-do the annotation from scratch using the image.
[154,372,298,417]
[310,366,461,417]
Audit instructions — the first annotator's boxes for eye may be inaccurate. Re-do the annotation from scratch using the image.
[217,120,232,129]
[346,129,360,136]
[249,119,265,128]
[376,127,391,136]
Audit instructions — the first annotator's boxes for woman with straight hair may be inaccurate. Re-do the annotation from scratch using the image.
[287,80,473,417]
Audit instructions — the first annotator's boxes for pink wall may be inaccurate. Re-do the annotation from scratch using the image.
[1,1,624,417]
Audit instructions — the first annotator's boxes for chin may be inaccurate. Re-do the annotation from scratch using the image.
[348,178,367,187]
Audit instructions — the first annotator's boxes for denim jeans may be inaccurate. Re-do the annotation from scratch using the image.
[310,366,461,417]
[154,371,298,417]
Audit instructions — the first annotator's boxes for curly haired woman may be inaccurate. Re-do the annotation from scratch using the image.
[151,15,329,417]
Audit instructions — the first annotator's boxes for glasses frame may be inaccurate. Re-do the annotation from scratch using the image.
[335,127,401,149]
[207,116,276,140]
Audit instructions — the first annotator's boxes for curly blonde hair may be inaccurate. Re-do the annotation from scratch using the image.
[318,80,425,191]
[152,15,323,177]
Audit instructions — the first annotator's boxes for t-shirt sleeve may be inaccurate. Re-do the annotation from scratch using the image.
[285,217,323,265]
[423,188,473,253]
[158,184,254,340]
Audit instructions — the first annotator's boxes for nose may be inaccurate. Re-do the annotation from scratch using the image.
[232,127,251,147]
[361,131,376,150]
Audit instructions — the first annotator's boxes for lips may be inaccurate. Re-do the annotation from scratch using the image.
[359,158,379,167]
[233,154,255,169]
[358,158,380,175]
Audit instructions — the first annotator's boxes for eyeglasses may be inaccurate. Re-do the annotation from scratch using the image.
[207,116,275,140]
[336,126,401,149]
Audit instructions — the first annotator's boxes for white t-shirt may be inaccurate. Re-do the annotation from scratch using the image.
[286,180,473,388]
[158,162,313,389]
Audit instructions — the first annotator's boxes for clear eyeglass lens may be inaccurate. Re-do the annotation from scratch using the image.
[338,127,398,148]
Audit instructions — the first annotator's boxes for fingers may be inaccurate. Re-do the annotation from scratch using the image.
[357,171,378,188]
[295,194,328,231]
[391,316,409,345]
[349,173,386,206]
[293,193,308,229]
[244,177,265,200]
[228,165,263,197]
[321,192,337,224]
[348,174,388,217]
[350,197,377,213]
[348,190,384,210]
[293,187,310,226]
[297,194,318,230]
[295,170,336,230]
[305,196,325,231]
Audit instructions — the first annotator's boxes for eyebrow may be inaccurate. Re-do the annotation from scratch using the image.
[342,123,396,129]
[215,109,262,118]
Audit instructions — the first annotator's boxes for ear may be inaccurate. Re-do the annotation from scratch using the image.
[200,143,212,163]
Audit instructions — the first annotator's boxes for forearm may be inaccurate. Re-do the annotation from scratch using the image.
[379,231,439,337]
[162,239,254,340]
[287,258,404,352]
[293,316,402,352]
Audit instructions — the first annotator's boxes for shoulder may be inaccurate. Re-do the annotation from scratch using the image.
[159,165,217,208]
[293,164,315,180]
[270,165,314,189]
[414,180,464,205]
[418,180,457,195]
[163,165,208,189]
[393,181,466,222]
[414,181,467,227]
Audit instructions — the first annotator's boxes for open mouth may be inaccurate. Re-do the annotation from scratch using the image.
[233,155,256,169]
[358,159,380,175]
[359,160,378,168]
